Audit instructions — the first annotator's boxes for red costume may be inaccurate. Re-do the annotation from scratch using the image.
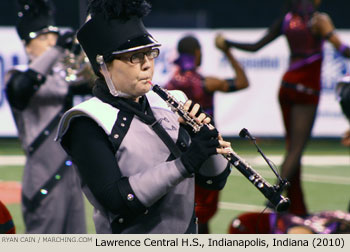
[0,200,15,234]
[281,11,323,98]
[278,11,324,216]
[228,210,350,234]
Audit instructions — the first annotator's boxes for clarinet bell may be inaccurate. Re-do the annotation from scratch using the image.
[274,196,291,213]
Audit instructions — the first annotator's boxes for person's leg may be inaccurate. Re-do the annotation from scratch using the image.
[280,104,317,216]
[22,187,65,233]
[23,166,86,233]
[195,185,219,234]
[63,168,86,234]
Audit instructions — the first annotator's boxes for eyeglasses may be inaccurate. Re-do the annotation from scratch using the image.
[117,48,160,64]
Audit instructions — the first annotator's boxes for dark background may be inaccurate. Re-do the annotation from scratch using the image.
[1,0,350,30]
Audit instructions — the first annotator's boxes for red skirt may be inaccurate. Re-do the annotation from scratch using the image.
[279,58,322,105]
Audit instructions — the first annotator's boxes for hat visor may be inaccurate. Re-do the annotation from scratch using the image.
[111,35,161,56]
[27,26,59,41]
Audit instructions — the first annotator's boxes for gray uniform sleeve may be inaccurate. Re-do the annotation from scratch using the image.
[195,155,231,190]
[29,46,64,75]
[198,155,229,176]
[128,158,191,207]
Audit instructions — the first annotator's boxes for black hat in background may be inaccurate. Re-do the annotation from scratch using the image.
[16,0,59,44]
[337,75,350,120]
[77,0,160,76]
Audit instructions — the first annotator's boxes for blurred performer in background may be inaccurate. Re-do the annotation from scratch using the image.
[217,0,350,216]
[336,75,350,212]
[0,200,16,234]
[5,0,89,233]
[165,35,249,233]
[336,75,350,147]
[56,0,232,234]
[228,210,350,234]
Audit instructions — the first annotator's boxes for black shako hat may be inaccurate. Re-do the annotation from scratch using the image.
[337,75,350,120]
[77,13,160,76]
[16,0,59,44]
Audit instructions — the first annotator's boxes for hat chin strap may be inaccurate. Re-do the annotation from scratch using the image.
[98,58,130,98]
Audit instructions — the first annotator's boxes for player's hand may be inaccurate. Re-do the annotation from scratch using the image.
[178,100,211,125]
[215,34,229,52]
[341,129,350,147]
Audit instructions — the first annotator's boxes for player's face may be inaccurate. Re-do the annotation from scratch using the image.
[107,48,158,101]
[25,32,58,59]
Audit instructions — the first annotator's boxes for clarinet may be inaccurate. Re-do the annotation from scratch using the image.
[150,83,290,212]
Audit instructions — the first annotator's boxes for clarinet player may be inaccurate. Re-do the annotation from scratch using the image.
[56,0,232,234]
[5,0,88,233]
